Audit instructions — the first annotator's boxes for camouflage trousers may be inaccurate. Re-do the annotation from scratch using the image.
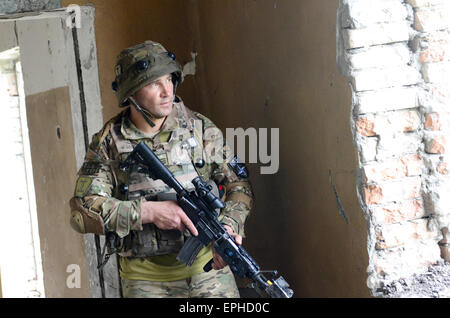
[121,266,240,298]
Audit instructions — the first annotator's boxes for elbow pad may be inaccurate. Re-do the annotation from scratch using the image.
[69,197,105,235]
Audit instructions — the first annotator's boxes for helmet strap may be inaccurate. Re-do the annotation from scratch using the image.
[128,97,156,128]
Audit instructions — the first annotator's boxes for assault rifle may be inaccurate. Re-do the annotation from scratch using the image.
[120,141,293,298]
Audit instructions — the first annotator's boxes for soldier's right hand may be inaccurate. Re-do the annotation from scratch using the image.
[140,201,198,236]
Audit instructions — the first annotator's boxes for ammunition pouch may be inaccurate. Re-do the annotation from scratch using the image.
[121,224,190,258]
[117,182,219,259]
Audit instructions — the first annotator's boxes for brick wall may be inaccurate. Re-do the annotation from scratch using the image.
[338,0,450,295]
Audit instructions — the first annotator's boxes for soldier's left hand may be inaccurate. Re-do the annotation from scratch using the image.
[211,225,242,270]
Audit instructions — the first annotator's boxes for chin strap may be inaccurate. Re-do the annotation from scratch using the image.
[128,97,156,128]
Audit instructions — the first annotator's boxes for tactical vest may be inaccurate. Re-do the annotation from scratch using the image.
[108,102,209,258]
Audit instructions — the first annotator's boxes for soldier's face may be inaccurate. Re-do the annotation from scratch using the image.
[132,74,174,119]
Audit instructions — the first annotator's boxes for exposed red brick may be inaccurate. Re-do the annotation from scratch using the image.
[376,219,439,250]
[425,113,440,130]
[425,136,447,154]
[364,184,383,205]
[370,200,425,225]
[363,155,422,183]
[420,45,450,63]
[401,155,423,177]
[356,116,376,136]
[437,162,449,174]
[356,111,420,137]
[364,177,422,205]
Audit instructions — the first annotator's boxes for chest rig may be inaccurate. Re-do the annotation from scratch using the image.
[109,102,209,258]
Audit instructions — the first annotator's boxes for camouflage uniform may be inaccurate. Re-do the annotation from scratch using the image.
[69,41,253,298]
[121,267,239,298]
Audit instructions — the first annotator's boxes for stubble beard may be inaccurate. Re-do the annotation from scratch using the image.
[151,101,173,119]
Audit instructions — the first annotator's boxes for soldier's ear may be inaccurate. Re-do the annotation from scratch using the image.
[129,92,138,102]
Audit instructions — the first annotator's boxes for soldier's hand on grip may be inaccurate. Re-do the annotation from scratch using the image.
[141,200,198,236]
[211,225,242,270]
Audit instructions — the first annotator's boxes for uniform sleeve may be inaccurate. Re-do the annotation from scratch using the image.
[72,127,143,238]
[213,161,253,238]
[196,112,254,237]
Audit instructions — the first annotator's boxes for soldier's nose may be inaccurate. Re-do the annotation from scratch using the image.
[161,83,172,97]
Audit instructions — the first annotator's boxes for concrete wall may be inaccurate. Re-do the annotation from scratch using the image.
[62,0,370,297]
[15,13,91,297]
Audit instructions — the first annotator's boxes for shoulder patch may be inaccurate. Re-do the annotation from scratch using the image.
[75,176,93,197]
[228,156,249,179]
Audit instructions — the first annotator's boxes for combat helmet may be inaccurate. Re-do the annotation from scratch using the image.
[111,40,183,107]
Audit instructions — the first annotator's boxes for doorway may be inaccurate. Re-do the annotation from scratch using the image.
[0,7,117,297]
[0,47,44,298]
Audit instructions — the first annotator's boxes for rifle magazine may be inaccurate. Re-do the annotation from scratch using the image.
[176,236,205,266]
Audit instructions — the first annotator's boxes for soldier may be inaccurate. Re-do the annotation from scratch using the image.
[69,41,253,298]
